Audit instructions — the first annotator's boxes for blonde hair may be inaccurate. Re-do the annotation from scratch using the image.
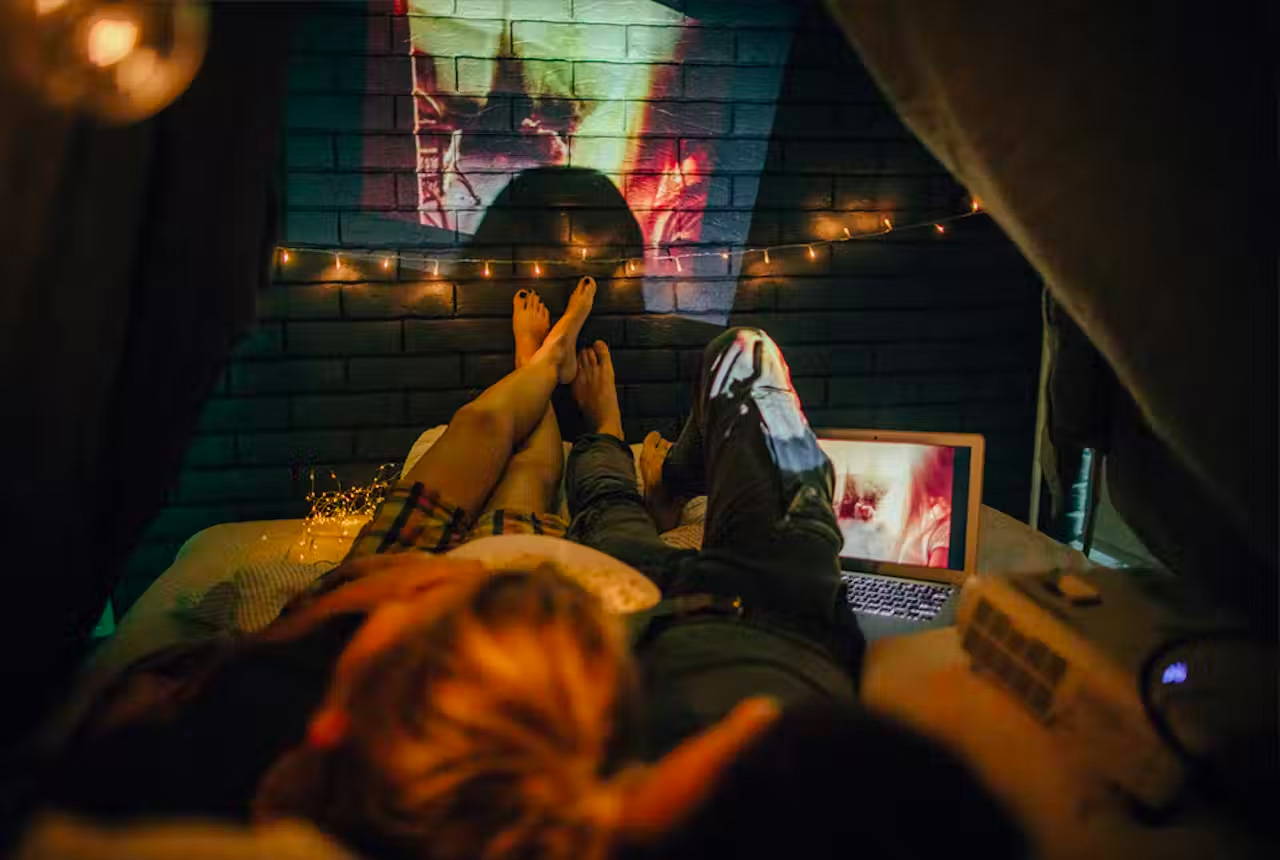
[258,563,639,860]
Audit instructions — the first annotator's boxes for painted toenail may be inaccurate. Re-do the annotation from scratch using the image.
[517,290,527,298]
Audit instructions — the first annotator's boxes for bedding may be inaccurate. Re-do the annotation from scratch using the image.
[85,427,1089,684]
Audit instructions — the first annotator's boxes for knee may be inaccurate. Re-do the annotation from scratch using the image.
[704,326,772,361]
[451,400,514,445]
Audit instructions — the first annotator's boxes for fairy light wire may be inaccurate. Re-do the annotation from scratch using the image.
[276,206,983,272]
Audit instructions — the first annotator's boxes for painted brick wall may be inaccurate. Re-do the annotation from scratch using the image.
[117,0,1042,611]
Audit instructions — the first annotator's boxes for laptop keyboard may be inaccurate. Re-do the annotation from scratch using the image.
[842,573,955,621]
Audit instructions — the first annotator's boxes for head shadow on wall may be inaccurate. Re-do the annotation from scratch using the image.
[464,166,708,437]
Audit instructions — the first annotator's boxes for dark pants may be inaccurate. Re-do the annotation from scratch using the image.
[566,327,864,670]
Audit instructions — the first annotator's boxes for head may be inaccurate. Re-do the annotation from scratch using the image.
[256,558,777,860]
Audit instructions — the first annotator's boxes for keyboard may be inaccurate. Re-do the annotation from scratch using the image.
[842,573,955,621]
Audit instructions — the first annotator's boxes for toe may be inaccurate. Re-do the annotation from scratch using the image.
[592,339,610,363]
[515,289,528,309]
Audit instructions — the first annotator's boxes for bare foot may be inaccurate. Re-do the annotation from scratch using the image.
[640,430,685,532]
[571,340,623,439]
[512,289,550,367]
[532,275,597,383]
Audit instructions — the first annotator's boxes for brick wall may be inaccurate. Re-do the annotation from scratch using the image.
[117,0,1042,611]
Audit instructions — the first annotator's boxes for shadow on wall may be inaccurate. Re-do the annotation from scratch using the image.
[465,166,718,436]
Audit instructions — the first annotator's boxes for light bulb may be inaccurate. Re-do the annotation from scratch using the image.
[763,249,770,264]
[807,245,816,260]
[431,259,440,276]
[86,14,138,67]
[843,227,852,239]
[6,0,209,124]
[881,217,893,231]
[382,256,393,271]
[934,224,946,234]
[971,197,982,212]
[483,261,491,277]
[280,249,291,264]
[533,262,542,276]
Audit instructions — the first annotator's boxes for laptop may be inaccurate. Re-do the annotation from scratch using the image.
[816,429,985,640]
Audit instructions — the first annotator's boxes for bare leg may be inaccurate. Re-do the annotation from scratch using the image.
[639,430,686,533]
[484,290,564,514]
[571,340,623,440]
[403,277,596,519]
[571,342,684,530]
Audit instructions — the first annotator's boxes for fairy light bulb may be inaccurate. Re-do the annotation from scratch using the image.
[721,251,730,261]
[763,249,771,264]
[431,258,440,277]
[971,197,982,212]
[381,256,393,271]
[934,223,947,234]
[881,217,893,231]
[627,259,635,274]
[843,226,853,239]
[807,245,816,260]
[533,261,542,277]
[483,261,491,277]
[580,247,588,261]
[280,248,291,264]
[334,253,343,268]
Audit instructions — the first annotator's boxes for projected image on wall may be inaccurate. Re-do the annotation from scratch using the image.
[391,0,791,315]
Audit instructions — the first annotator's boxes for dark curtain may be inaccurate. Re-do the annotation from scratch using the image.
[0,4,291,737]
[825,0,1276,629]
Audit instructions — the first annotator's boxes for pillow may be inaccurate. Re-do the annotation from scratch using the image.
[401,424,708,527]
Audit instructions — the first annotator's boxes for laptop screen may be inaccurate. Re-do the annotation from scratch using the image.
[818,438,972,572]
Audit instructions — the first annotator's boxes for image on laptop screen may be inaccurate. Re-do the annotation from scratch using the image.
[818,439,972,572]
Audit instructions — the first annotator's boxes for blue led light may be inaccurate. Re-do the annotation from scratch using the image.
[1161,661,1188,685]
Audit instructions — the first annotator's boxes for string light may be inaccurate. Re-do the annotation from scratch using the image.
[302,463,398,546]
[272,204,982,276]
